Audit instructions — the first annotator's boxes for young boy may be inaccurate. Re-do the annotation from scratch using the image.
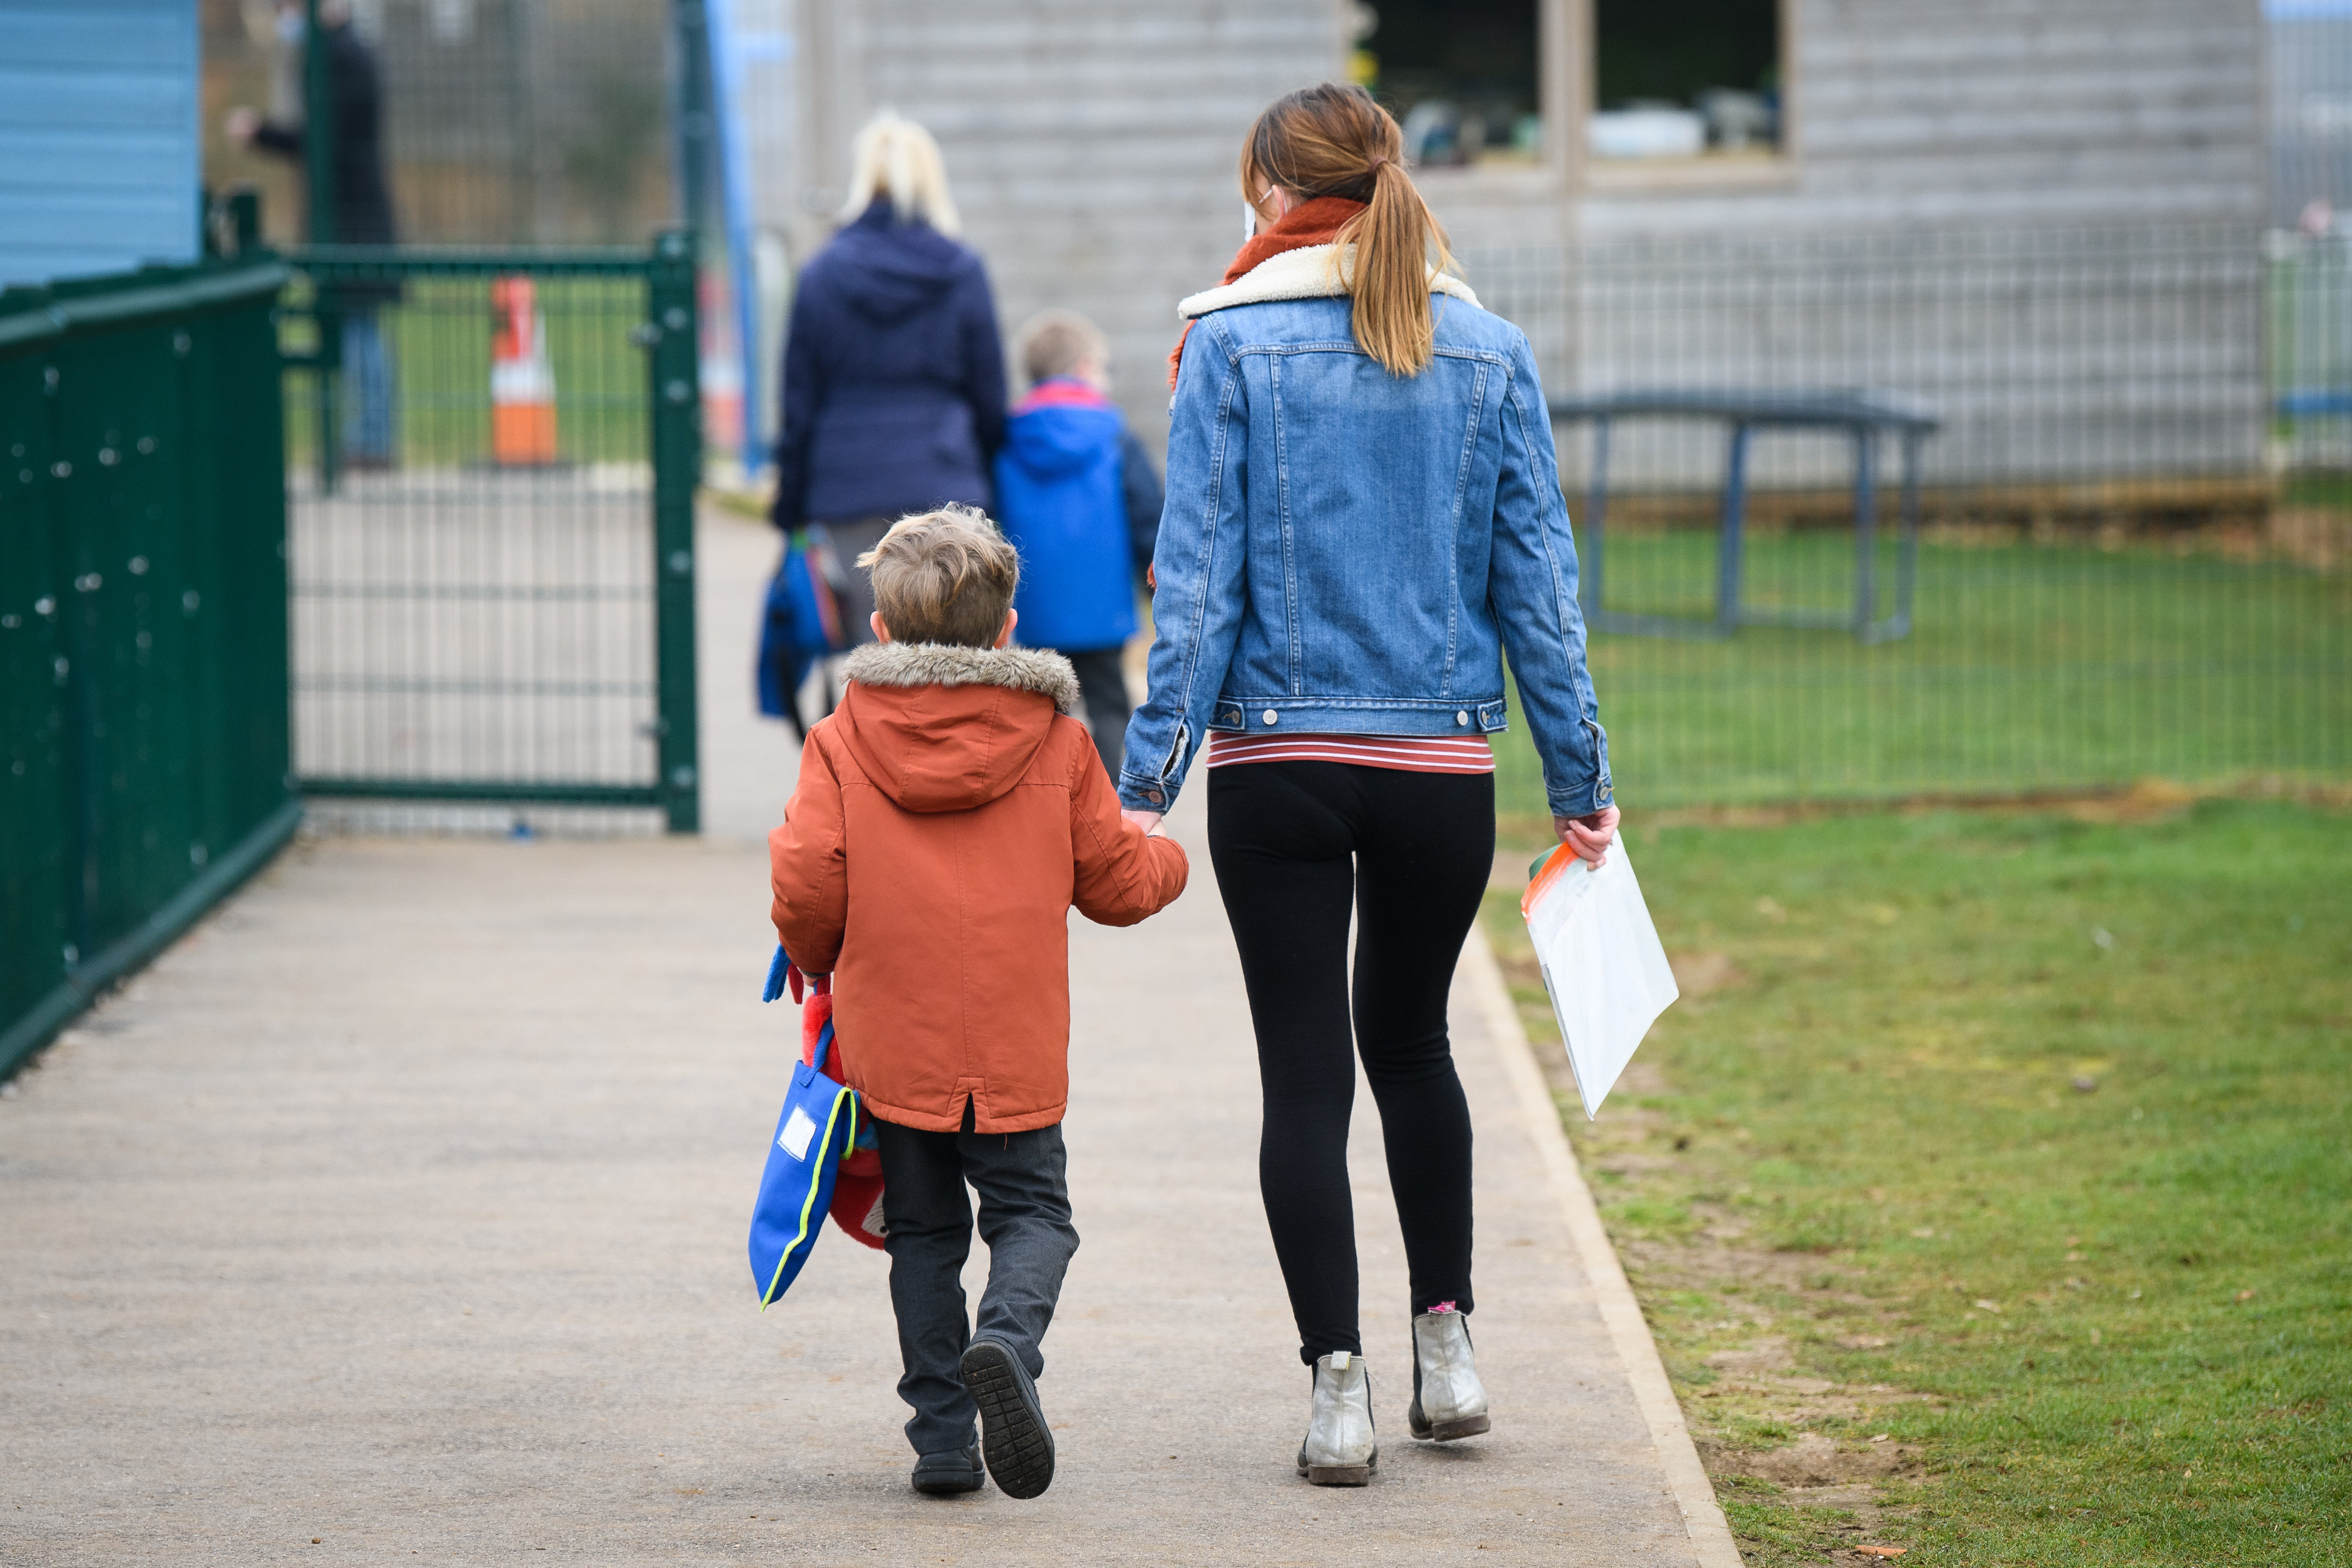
[992,311,1164,776]
[767,505,1188,1500]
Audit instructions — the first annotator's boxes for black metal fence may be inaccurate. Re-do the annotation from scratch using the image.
[2,258,299,1079]
[280,235,702,832]
[1462,226,2349,812]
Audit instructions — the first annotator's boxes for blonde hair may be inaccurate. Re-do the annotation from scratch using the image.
[1015,309,1110,387]
[858,505,1020,647]
[840,112,961,235]
[1240,83,1456,376]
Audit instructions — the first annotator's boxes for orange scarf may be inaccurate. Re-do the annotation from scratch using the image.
[1167,196,1365,390]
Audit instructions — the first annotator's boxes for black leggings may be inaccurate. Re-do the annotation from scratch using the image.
[1207,760,1495,1364]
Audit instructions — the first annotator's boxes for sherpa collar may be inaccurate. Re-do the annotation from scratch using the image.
[843,642,1082,715]
[1177,244,1481,320]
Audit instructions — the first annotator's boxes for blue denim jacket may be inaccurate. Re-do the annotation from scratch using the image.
[1117,288,1611,818]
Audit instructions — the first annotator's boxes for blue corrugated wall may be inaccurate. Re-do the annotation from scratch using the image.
[0,0,200,288]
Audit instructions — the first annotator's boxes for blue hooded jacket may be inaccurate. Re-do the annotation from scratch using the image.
[993,380,1165,653]
[769,200,1007,531]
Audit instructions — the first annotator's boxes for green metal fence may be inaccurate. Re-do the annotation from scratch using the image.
[1,258,300,1081]
[280,234,700,831]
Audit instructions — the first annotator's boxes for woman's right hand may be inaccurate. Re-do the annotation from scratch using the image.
[1554,804,1620,867]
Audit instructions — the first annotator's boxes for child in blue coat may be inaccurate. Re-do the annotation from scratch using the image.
[994,312,1164,775]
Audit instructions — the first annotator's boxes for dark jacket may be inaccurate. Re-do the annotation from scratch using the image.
[770,200,1008,531]
[251,22,398,247]
[992,379,1163,652]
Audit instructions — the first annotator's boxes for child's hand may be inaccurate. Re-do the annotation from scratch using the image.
[1554,804,1621,867]
[1120,808,1165,837]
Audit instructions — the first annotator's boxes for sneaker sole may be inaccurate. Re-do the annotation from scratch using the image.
[911,1470,985,1496]
[960,1341,1055,1500]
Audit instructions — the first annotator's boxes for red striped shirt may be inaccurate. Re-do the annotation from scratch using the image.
[1204,731,1495,775]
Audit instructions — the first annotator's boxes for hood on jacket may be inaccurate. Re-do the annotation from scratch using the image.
[824,199,974,325]
[1001,387,1124,482]
[836,642,1082,813]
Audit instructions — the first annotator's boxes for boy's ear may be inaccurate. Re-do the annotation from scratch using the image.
[869,611,892,644]
[995,608,1018,649]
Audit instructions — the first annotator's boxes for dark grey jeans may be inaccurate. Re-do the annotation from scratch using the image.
[1040,645,1133,778]
[874,1106,1079,1456]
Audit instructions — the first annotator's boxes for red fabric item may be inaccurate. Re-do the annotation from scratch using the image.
[1166,196,1366,389]
[769,669,1190,1133]
[829,1159,888,1250]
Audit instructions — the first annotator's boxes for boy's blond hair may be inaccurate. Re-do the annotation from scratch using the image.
[858,505,1021,648]
[1016,309,1109,387]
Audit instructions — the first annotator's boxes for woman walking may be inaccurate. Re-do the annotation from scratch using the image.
[1115,84,1619,1484]
[770,113,1007,643]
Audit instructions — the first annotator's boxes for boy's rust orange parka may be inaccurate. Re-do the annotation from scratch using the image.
[768,641,1188,1133]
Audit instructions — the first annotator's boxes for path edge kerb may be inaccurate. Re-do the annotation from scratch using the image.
[1463,929,1745,1568]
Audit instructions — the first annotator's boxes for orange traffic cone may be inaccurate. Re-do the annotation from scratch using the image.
[490,275,558,465]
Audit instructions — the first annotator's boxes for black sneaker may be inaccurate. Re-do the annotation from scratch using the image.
[958,1337,1056,1499]
[910,1444,985,1496]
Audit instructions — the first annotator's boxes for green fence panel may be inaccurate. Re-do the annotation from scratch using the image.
[1,258,301,1081]
[280,235,700,831]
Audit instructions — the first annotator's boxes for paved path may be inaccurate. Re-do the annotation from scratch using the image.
[3,508,1732,1563]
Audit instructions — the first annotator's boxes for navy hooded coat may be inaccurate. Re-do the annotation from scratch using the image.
[769,200,1008,532]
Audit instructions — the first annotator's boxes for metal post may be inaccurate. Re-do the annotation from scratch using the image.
[1580,416,1610,622]
[648,231,703,833]
[301,0,333,246]
[304,0,339,495]
[1715,423,1751,637]
[1851,422,1878,636]
[1892,427,1925,642]
[673,0,717,233]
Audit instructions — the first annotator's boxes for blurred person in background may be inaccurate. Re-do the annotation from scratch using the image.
[770,114,1007,644]
[1118,82,1617,1486]
[993,311,1163,776]
[226,0,400,471]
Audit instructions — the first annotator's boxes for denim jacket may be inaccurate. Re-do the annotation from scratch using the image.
[1117,256,1611,818]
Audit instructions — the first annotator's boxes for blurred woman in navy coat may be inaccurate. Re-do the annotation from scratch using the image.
[770,115,1008,645]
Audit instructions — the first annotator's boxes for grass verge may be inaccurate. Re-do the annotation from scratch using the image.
[1480,796,2350,1566]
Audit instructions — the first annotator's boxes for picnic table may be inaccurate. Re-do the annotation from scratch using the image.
[1551,390,1939,643]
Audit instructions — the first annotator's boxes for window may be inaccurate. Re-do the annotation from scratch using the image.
[1357,0,1546,170]
[1589,0,1782,165]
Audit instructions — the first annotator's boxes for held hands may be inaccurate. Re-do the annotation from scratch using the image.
[1120,808,1165,838]
[1554,804,1621,867]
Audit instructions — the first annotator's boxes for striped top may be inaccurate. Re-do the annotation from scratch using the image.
[1204,731,1495,774]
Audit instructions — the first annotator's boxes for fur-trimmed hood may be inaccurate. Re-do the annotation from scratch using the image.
[843,642,1080,713]
[833,642,1083,813]
[1178,244,1481,320]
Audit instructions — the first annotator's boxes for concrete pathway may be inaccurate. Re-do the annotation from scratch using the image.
[3,505,1734,1564]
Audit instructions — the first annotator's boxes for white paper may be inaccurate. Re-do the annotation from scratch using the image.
[1521,842,1679,1119]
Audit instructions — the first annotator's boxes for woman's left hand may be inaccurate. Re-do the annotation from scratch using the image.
[1121,808,1165,837]
[1554,804,1621,867]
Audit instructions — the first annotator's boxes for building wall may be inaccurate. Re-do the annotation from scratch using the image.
[1429,0,2267,250]
[788,0,2266,480]
[0,0,201,288]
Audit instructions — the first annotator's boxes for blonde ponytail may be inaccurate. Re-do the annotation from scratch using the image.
[1241,84,1456,376]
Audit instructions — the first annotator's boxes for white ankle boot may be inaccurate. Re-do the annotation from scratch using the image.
[1296,1351,1377,1485]
[1406,1309,1490,1441]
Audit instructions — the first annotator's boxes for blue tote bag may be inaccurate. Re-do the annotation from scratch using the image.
[748,946,859,1309]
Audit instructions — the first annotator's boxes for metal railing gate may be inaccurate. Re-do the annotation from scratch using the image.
[280,233,701,831]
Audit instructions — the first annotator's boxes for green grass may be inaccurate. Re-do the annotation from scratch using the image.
[1482,798,2352,1565]
[1492,529,2351,813]
[281,274,651,470]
